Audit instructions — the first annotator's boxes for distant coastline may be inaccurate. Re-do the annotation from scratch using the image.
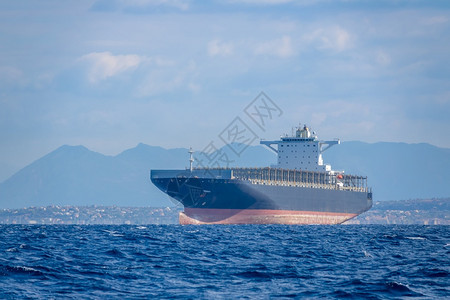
[345,198,449,225]
[0,198,448,225]
[0,206,181,225]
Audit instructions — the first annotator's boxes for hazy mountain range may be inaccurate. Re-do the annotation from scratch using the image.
[1,142,449,209]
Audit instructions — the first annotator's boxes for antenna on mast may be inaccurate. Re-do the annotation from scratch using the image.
[188,147,194,172]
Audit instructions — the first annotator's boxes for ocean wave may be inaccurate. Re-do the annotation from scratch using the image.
[0,224,447,299]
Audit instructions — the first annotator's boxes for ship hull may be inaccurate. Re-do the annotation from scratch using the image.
[151,170,372,225]
[179,208,357,225]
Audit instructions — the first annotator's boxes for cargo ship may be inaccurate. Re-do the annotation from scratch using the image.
[150,125,372,224]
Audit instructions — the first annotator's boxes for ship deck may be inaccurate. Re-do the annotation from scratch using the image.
[194,167,371,194]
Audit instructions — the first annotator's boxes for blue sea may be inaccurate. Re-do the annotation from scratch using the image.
[0,225,448,299]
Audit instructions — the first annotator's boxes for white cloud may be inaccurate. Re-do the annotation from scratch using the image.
[137,0,189,10]
[229,0,334,4]
[306,26,352,52]
[188,82,201,93]
[311,112,327,125]
[0,66,24,84]
[230,0,294,4]
[135,60,198,96]
[376,50,391,66]
[99,0,189,11]
[152,57,176,67]
[207,39,234,57]
[80,52,142,83]
[254,35,294,58]
[422,16,448,25]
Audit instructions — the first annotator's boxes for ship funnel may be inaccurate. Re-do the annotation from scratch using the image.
[296,125,311,138]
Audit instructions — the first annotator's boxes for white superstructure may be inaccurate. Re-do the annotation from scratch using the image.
[260,125,339,172]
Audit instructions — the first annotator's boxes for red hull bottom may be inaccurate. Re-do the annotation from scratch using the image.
[179,208,357,225]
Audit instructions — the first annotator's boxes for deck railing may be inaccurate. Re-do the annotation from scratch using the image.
[194,167,369,193]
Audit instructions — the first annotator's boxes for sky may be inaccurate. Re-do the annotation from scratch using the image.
[0,0,450,180]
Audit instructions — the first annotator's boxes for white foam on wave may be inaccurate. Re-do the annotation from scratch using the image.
[363,250,373,258]
[102,229,124,237]
[15,266,39,273]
